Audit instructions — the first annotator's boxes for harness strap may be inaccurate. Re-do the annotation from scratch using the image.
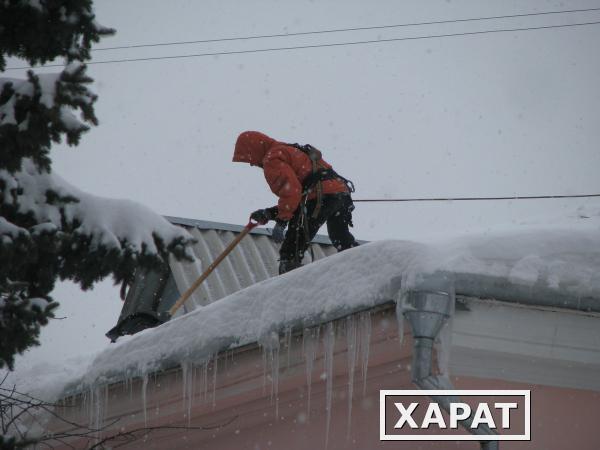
[293,198,314,264]
[302,168,355,195]
[287,141,355,219]
[311,159,323,219]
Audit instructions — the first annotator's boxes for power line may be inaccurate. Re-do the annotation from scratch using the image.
[353,194,600,203]
[93,7,600,51]
[5,20,600,71]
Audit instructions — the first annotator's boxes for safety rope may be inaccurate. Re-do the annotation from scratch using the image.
[352,193,600,203]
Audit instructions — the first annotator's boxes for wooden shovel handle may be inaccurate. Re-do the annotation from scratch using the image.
[168,221,258,316]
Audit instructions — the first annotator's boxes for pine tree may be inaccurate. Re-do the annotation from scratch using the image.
[0,1,195,371]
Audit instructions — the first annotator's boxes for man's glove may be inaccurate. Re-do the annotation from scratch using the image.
[251,206,278,225]
[271,220,287,243]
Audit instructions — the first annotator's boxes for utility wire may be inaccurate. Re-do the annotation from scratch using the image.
[5,20,600,70]
[93,7,600,51]
[352,194,600,203]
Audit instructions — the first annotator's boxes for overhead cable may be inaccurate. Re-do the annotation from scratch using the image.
[4,20,600,71]
[93,7,600,51]
[352,193,600,203]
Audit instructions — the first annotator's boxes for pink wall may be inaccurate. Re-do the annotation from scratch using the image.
[52,308,600,449]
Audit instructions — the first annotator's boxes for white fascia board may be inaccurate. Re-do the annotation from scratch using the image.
[450,298,600,391]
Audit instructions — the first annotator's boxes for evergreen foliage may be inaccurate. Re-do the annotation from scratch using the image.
[0,1,194,370]
[0,0,115,71]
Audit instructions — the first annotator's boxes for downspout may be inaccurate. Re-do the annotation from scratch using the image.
[401,272,499,450]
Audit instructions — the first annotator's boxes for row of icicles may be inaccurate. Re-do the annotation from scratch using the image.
[80,303,453,447]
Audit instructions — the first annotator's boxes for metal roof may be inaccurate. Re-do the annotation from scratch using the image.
[107,217,339,340]
[165,216,335,245]
[170,224,337,312]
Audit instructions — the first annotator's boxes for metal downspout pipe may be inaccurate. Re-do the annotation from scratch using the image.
[402,273,499,450]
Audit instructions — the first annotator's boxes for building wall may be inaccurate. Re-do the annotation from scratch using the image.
[51,304,600,449]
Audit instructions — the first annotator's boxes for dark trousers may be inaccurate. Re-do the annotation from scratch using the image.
[279,193,358,263]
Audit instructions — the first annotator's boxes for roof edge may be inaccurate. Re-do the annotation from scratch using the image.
[164,215,334,245]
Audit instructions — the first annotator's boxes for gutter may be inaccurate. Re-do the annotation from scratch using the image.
[454,272,600,313]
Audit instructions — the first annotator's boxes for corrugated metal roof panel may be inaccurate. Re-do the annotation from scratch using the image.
[169,224,338,311]
[165,215,335,245]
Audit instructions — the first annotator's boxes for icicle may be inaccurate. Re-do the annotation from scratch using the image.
[272,344,280,419]
[89,386,99,434]
[284,327,293,369]
[324,322,335,448]
[103,385,109,429]
[141,374,149,426]
[201,361,208,403]
[89,384,107,436]
[181,361,193,423]
[83,389,89,419]
[358,312,372,395]
[267,349,274,400]
[261,346,268,395]
[395,291,407,348]
[192,365,198,406]
[302,326,319,419]
[346,316,357,439]
[84,388,90,428]
[188,364,195,423]
[211,354,218,408]
[87,387,93,430]
[182,361,189,415]
[129,376,134,400]
[434,293,456,376]
[259,331,281,419]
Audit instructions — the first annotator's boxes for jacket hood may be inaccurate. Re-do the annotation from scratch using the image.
[232,131,277,165]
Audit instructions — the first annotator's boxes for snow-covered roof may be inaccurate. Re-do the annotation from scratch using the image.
[62,210,600,397]
[109,217,339,339]
[166,216,338,310]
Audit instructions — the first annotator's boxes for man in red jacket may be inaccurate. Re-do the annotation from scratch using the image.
[233,130,358,274]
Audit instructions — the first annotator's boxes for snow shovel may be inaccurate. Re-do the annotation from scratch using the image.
[106,219,259,342]
[167,219,259,317]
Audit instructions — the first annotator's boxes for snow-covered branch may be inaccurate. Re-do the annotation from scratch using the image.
[1,64,97,172]
[1,159,194,257]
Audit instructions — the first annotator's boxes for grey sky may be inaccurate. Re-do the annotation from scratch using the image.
[6,0,600,367]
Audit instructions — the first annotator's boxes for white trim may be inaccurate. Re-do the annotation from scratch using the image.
[450,299,600,391]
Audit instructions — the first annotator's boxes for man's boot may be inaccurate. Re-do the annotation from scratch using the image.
[278,259,302,275]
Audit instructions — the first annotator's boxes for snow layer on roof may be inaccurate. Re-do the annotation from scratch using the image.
[9,208,600,400]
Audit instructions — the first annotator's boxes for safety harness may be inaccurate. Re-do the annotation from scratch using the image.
[288,143,355,213]
[286,143,356,263]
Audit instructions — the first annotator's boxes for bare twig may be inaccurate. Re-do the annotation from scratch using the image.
[1,375,238,450]
[89,415,239,450]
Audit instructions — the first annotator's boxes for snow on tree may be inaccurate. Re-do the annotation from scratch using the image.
[0,1,195,372]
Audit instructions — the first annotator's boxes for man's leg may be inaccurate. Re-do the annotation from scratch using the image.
[326,194,358,251]
[278,206,310,274]
[298,194,357,251]
[278,199,331,274]
[277,195,356,274]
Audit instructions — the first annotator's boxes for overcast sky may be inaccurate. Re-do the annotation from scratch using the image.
[6,0,600,371]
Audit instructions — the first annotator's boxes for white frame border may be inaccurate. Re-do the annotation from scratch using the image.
[379,389,531,441]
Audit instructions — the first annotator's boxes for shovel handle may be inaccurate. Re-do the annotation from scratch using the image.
[168,220,258,316]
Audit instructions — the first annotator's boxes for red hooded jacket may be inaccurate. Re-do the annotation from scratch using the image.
[232,131,348,221]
